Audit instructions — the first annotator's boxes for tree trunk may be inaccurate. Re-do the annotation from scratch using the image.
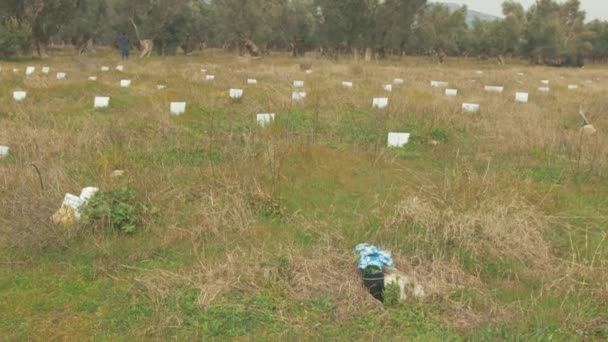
[364,47,372,62]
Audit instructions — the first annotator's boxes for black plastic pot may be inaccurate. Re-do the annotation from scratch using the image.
[362,271,384,302]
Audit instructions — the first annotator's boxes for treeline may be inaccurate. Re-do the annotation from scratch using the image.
[1,0,607,66]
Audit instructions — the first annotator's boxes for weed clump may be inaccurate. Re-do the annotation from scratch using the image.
[81,186,143,234]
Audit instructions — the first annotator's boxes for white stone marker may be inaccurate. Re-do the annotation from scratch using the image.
[56,72,66,80]
[101,66,110,72]
[293,80,304,87]
[541,80,549,85]
[201,68,207,73]
[515,92,529,103]
[229,88,243,99]
[484,86,504,93]
[445,89,458,96]
[372,98,388,109]
[305,70,313,75]
[206,75,215,81]
[42,67,50,74]
[80,187,99,202]
[247,79,257,85]
[292,91,306,101]
[538,87,550,93]
[12,68,18,73]
[0,146,9,158]
[568,85,578,90]
[170,102,186,115]
[13,91,27,101]
[462,103,480,113]
[384,84,393,92]
[475,70,483,75]
[393,78,404,85]
[120,80,131,87]
[431,81,448,88]
[62,194,86,220]
[387,133,410,147]
[342,81,353,88]
[157,85,166,90]
[517,72,525,76]
[257,113,276,127]
[88,76,97,81]
[94,96,110,108]
[25,67,35,75]
[116,65,124,71]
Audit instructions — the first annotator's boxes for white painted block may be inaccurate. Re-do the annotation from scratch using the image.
[116,65,124,72]
[462,103,480,113]
[88,76,97,81]
[62,193,86,220]
[484,85,504,93]
[393,78,404,85]
[120,80,131,87]
[541,80,549,85]
[56,72,66,80]
[515,92,529,103]
[538,87,550,93]
[475,70,483,75]
[79,187,99,202]
[372,98,388,109]
[157,85,166,90]
[206,75,215,81]
[517,72,524,76]
[229,88,243,99]
[445,89,458,96]
[247,79,257,85]
[201,69,207,73]
[292,92,306,101]
[170,102,186,115]
[305,70,313,75]
[568,85,578,90]
[13,91,26,101]
[42,67,50,74]
[0,146,9,158]
[12,68,18,73]
[94,96,110,108]
[101,66,110,72]
[257,113,276,127]
[25,66,35,75]
[293,80,304,87]
[342,81,353,88]
[387,133,410,148]
[431,81,448,88]
[384,84,393,92]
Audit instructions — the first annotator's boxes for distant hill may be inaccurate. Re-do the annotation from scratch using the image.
[433,2,500,26]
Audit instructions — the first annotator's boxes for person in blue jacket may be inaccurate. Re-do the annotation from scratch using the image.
[119,33,129,61]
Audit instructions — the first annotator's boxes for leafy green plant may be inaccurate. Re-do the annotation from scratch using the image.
[363,266,382,274]
[430,127,449,143]
[383,282,401,307]
[81,187,142,234]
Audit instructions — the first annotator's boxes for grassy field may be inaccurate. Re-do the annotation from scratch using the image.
[1,49,607,340]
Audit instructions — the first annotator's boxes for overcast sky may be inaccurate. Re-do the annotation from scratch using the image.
[437,0,607,21]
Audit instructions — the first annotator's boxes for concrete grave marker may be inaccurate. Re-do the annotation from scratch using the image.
[0,145,9,158]
[42,67,50,74]
[257,113,276,127]
[201,69,208,73]
[387,133,410,147]
[292,91,306,101]
[568,85,578,90]
[12,68,18,73]
[120,80,131,87]
[56,72,66,80]
[293,80,304,87]
[229,88,243,99]
[393,78,404,85]
[305,70,313,75]
[484,86,504,93]
[94,96,110,108]
[445,89,458,96]
[373,98,388,109]
[157,85,166,90]
[541,80,549,85]
[475,70,483,75]
[342,81,353,88]
[88,76,97,81]
[462,103,480,113]
[101,66,110,72]
[431,81,448,88]
[247,79,257,85]
[515,92,529,103]
[25,66,35,75]
[384,84,393,92]
[538,87,550,93]
[206,75,215,81]
[170,102,186,115]
[13,91,27,101]
[116,65,124,72]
